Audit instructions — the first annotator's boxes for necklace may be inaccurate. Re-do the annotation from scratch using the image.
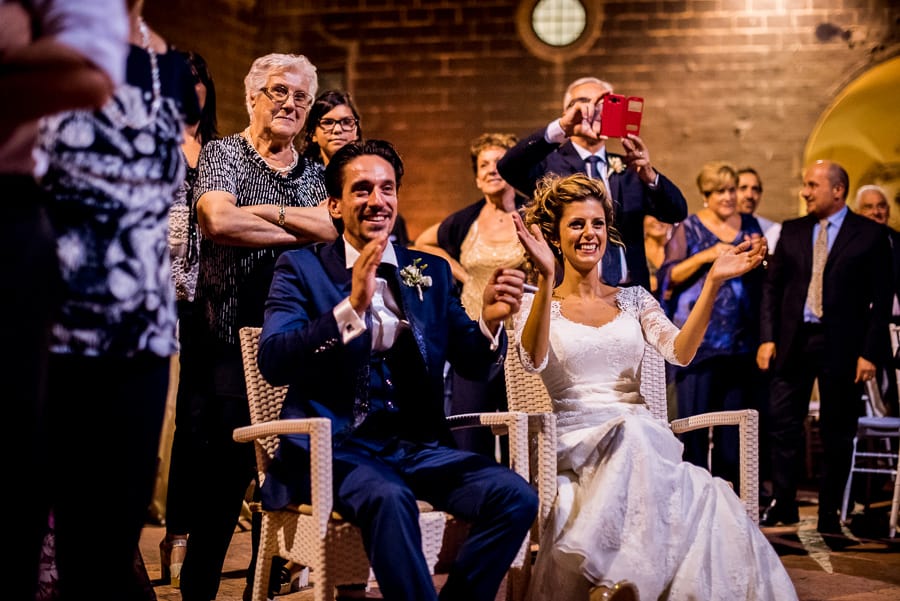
[485,203,514,224]
[242,128,299,176]
[103,17,161,130]
[139,19,162,124]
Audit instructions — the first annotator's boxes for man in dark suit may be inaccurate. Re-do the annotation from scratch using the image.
[757,160,893,534]
[854,183,900,416]
[855,183,900,312]
[497,77,687,289]
[257,139,538,601]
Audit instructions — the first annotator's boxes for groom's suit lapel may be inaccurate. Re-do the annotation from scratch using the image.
[320,242,369,355]
[321,241,430,367]
[393,245,430,367]
[320,241,352,294]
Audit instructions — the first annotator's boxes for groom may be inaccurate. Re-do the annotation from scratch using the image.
[257,139,538,601]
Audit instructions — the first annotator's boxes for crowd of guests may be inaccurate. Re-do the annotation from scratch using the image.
[6,4,898,599]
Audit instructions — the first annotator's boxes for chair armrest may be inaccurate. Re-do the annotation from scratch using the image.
[670,409,759,523]
[233,417,330,442]
[233,417,335,537]
[446,412,530,480]
[446,411,531,568]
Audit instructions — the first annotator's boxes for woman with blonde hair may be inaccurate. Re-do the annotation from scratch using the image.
[658,161,764,488]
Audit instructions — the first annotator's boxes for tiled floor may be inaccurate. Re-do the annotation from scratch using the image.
[140,493,900,601]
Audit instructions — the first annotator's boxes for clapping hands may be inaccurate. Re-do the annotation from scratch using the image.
[707,235,767,283]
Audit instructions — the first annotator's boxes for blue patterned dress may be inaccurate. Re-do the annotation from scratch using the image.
[658,213,764,485]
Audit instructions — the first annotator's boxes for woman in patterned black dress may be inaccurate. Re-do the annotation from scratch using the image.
[35,1,200,598]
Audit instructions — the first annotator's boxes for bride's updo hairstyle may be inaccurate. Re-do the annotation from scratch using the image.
[524,173,623,263]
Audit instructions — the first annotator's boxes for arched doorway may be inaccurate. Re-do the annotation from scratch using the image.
[804,55,900,225]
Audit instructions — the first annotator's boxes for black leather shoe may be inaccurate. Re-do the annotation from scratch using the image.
[816,512,842,535]
[760,499,799,526]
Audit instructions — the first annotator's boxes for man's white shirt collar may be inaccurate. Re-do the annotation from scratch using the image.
[343,236,398,269]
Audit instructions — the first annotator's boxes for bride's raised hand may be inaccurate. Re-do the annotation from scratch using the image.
[708,235,767,282]
[512,212,556,282]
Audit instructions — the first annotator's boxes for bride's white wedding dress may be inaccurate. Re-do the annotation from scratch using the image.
[515,286,797,601]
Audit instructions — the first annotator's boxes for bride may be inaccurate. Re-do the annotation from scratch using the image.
[512,173,797,601]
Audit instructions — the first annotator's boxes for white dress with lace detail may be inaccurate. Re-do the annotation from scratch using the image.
[514,286,797,601]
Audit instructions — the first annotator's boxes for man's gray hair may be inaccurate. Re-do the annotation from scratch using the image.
[562,77,613,111]
[855,184,889,208]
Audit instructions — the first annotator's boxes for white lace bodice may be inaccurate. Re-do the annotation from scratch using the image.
[513,286,681,425]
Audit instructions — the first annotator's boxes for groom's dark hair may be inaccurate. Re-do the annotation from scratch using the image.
[325,139,405,235]
[324,139,405,199]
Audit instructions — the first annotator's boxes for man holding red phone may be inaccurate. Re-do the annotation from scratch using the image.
[498,77,687,289]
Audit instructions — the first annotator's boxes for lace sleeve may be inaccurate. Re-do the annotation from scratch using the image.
[512,293,549,373]
[621,286,686,366]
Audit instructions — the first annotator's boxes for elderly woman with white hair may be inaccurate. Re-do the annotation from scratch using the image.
[179,53,337,601]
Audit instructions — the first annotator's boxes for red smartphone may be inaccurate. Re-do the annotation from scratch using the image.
[599,94,644,138]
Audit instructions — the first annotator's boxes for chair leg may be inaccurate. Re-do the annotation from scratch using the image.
[505,564,530,601]
[891,446,900,538]
[840,436,860,523]
[252,515,276,601]
[890,473,899,538]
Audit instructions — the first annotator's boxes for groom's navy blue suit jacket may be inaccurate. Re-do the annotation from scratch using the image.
[257,240,507,508]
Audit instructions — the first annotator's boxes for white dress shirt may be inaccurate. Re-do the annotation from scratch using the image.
[333,237,502,350]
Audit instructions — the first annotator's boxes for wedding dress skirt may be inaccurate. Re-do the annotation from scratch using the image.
[515,288,797,601]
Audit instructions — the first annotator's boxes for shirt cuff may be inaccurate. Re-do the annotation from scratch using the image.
[647,171,660,189]
[479,316,503,351]
[545,119,567,144]
[334,297,366,344]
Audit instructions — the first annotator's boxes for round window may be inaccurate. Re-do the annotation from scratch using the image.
[532,0,587,47]
[516,0,601,62]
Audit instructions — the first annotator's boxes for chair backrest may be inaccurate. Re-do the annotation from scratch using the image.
[503,330,669,424]
[239,326,289,474]
[503,340,551,415]
[638,344,670,424]
[864,378,889,418]
[891,323,900,414]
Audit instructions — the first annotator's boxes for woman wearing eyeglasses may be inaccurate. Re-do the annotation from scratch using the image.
[302,89,362,166]
[302,90,411,246]
[179,54,337,601]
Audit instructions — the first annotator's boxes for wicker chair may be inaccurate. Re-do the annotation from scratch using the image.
[235,326,531,601]
[503,329,760,534]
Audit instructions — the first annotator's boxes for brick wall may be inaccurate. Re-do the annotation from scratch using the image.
[145,0,900,240]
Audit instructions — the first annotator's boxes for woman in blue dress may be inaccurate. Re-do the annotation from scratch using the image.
[658,161,765,488]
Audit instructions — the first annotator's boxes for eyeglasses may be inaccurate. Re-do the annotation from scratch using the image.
[318,117,359,132]
[259,85,313,109]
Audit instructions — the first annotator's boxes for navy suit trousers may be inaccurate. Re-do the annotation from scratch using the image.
[331,438,537,601]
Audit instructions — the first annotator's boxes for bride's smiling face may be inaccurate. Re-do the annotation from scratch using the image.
[559,197,608,272]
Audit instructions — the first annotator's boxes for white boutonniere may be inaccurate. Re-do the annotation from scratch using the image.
[608,156,625,176]
[400,257,432,301]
